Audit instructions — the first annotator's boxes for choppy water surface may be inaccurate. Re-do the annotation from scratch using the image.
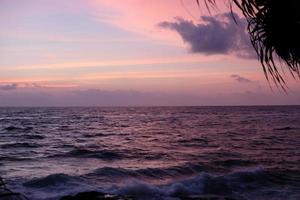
[0,106,299,200]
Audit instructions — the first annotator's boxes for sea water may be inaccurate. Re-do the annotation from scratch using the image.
[0,106,299,199]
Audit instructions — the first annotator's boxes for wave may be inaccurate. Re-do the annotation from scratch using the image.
[23,174,83,188]
[23,134,45,140]
[0,142,41,149]
[22,174,95,200]
[212,159,255,167]
[4,126,33,132]
[86,164,206,180]
[20,167,300,200]
[48,148,172,161]
[112,167,299,200]
[49,148,123,160]
[274,126,296,131]
[0,155,32,162]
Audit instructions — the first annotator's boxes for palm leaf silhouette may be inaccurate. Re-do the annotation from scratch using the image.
[199,0,300,88]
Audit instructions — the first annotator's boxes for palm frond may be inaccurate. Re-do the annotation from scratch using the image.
[203,0,300,88]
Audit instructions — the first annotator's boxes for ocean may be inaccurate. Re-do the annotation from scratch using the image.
[0,106,299,200]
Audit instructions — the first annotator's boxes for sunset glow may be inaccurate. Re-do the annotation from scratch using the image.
[0,0,299,106]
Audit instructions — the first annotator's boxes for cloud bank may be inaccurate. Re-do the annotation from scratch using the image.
[1,88,299,106]
[159,13,256,58]
[0,83,18,91]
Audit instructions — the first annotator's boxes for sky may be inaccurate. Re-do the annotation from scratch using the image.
[0,0,299,106]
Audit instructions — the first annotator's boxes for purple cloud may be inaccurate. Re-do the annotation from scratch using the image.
[230,74,252,83]
[0,83,18,91]
[158,12,256,58]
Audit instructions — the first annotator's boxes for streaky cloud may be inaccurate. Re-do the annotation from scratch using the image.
[230,74,252,83]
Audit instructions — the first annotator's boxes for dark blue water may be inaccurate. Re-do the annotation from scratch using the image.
[0,106,299,200]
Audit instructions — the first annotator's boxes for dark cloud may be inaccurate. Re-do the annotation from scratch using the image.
[230,74,252,83]
[0,83,18,91]
[158,13,256,58]
[0,83,43,91]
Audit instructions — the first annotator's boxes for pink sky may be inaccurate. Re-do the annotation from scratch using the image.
[0,0,299,106]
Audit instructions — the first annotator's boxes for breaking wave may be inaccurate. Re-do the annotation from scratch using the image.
[19,167,300,200]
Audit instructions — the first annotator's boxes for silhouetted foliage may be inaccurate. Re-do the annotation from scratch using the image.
[200,0,300,88]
